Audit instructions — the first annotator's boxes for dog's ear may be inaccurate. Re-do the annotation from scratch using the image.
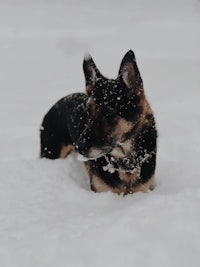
[118,50,143,95]
[83,53,103,95]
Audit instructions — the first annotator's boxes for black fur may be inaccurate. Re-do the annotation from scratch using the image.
[40,93,88,158]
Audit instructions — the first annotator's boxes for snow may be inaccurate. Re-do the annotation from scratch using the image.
[0,0,200,266]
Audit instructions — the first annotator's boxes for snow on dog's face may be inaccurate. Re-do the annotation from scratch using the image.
[76,50,145,160]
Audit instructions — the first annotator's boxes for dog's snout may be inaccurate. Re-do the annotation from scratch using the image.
[76,124,95,156]
[75,134,91,156]
[76,131,112,159]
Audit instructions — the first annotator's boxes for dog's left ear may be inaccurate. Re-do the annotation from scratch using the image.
[83,53,103,95]
[118,50,143,95]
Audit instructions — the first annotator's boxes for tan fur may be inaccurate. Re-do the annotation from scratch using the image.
[132,175,155,193]
[89,171,154,195]
[139,93,153,125]
[110,146,124,158]
[85,164,121,194]
[119,171,155,194]
[59,144,73,158]
[119,170,139,184]
[91,175,117,193]
[93,175,128,194]
[113,117,134,140]
[111,139,132,158]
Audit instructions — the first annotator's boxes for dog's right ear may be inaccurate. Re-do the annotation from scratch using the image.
[83,53,103,95]
[118,50,143,95]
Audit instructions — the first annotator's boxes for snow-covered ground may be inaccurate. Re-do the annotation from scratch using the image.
[0,0,200,266]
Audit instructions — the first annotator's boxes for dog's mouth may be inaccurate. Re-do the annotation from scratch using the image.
[77,146,112,162]
[77,153,91,162]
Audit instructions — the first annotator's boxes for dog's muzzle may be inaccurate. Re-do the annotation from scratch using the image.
[77,146,112,161]
[75,122,112,160]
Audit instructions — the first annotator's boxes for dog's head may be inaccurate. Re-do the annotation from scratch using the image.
[76,50,145,160]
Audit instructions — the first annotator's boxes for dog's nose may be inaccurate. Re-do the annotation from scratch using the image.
[75,136,91,156]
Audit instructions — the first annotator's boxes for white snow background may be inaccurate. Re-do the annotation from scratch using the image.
[0,0,200,266]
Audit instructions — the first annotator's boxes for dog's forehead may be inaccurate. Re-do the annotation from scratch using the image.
[92,79,125,101]
[95,78,120,90]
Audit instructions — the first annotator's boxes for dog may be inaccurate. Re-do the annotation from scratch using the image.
[40,50,157,195]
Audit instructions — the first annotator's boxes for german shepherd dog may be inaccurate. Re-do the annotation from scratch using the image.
[40,50,157,195]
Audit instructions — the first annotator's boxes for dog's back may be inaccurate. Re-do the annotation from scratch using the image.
[40,93,88,159]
